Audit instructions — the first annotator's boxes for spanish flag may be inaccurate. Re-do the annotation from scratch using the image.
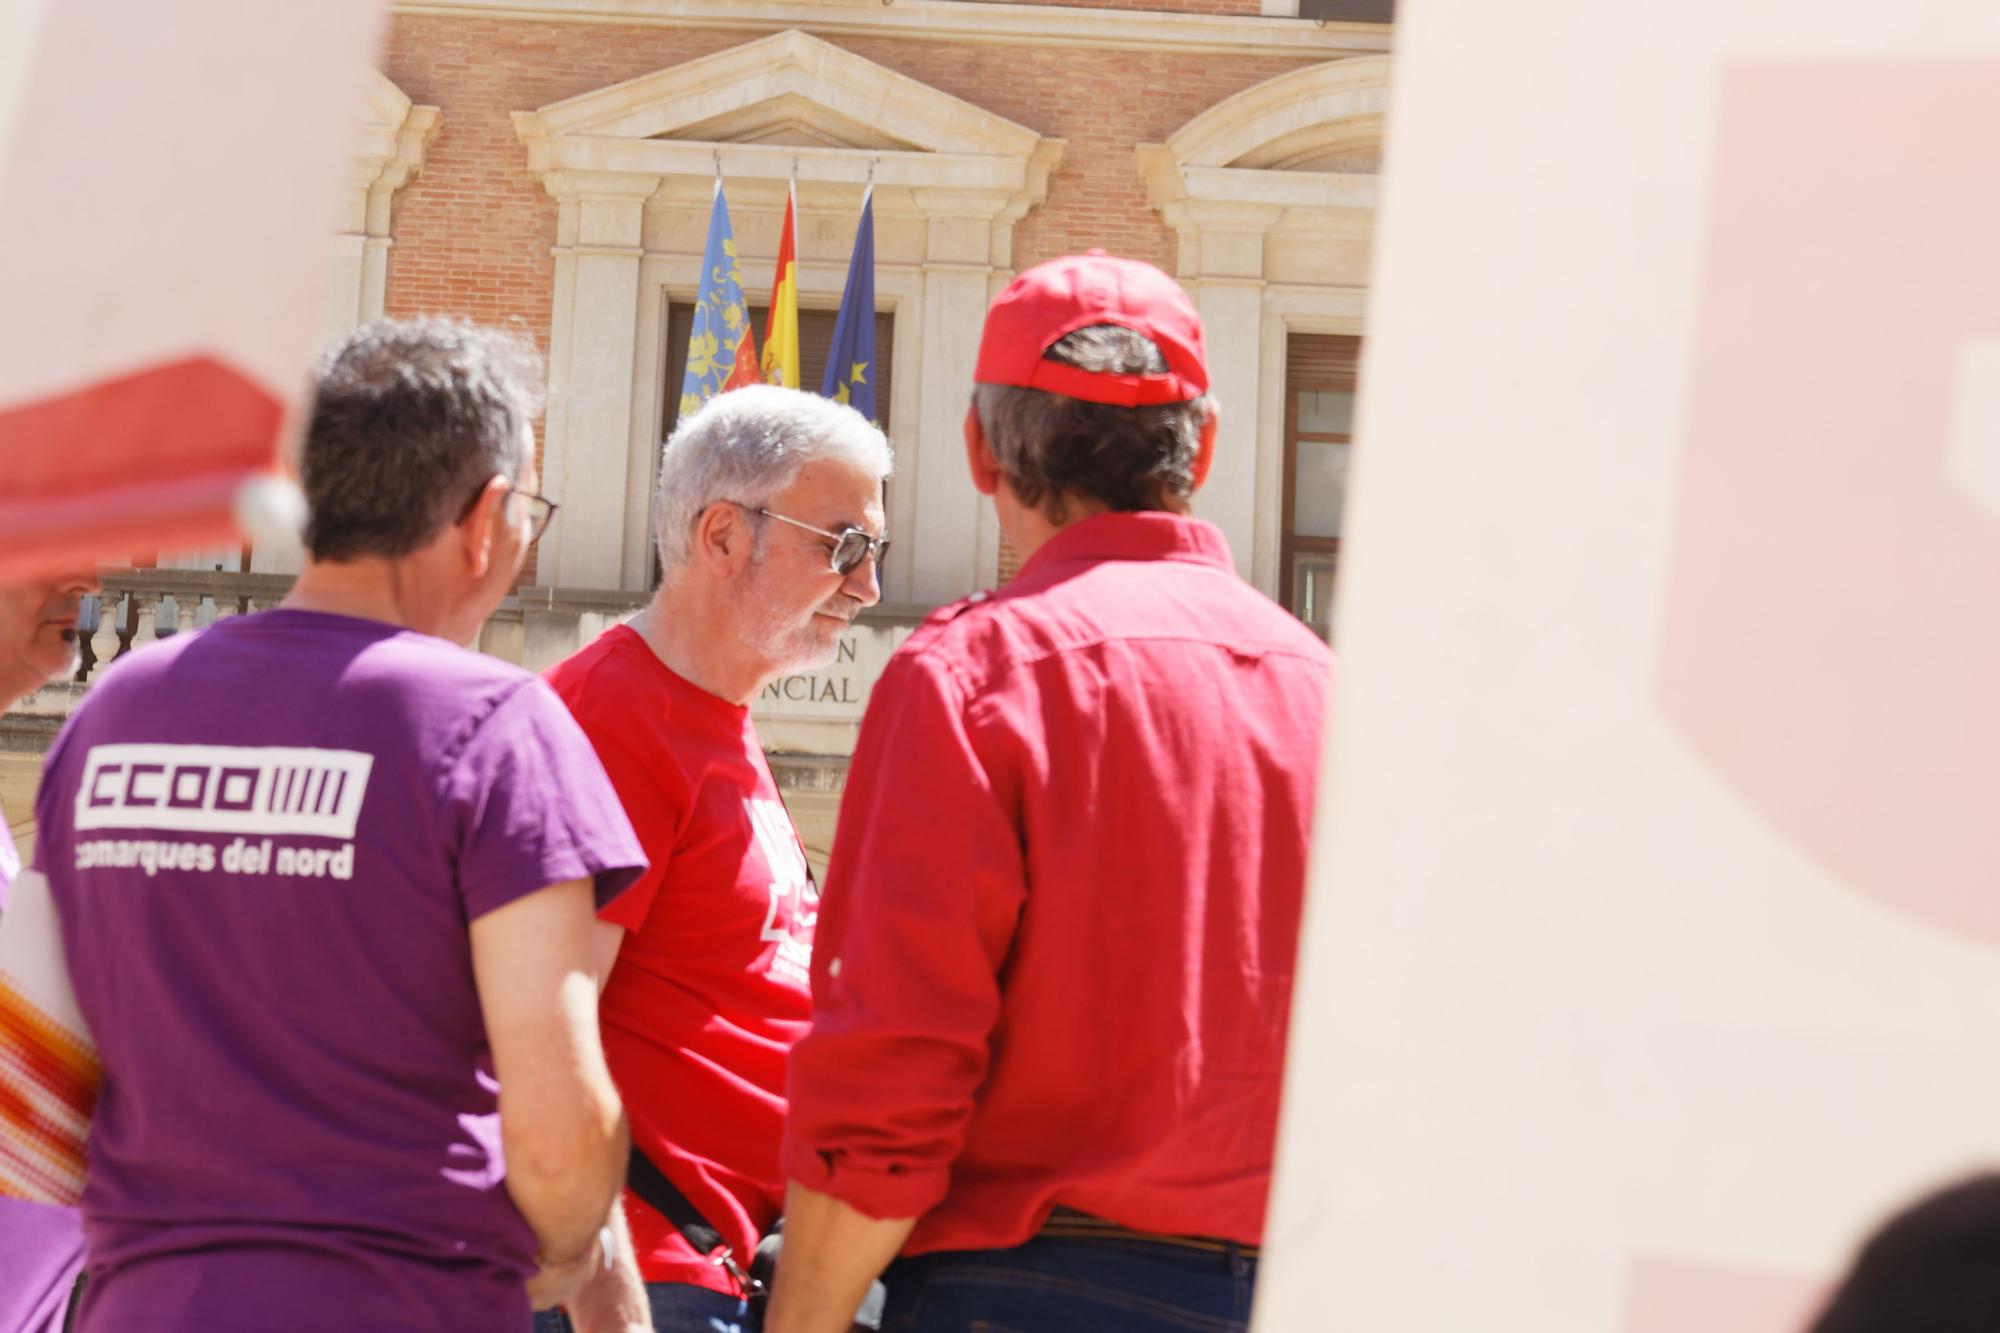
[760,179,801,389]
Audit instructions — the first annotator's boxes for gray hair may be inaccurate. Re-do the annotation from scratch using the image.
[301,317,543,561]
[654,384,892,574]
[972,325,1215,524]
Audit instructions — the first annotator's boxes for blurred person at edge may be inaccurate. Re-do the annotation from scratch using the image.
[0,569,99,1333]
[1807,1173,2000,1333]
[768,253,1336,1333]
[30,318,647,1331]
[540,385,890,1333]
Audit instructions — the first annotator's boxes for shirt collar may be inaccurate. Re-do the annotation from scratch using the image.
[1016,510,1236,579]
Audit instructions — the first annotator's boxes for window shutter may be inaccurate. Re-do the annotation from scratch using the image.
[1298,0,1395,22]
[1286,333,1364,393]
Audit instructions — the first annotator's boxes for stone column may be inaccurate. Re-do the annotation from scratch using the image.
[358,162,413,325]
[321,159,379,346]
[909,195,1001,603]
[538,172,660,591]
[1177,202,1281,585]
[322,105,437,347]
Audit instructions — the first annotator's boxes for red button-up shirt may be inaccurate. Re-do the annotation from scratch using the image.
[783,511,1335,1254]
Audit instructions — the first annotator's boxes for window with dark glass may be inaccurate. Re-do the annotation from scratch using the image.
[662,303,894,439]
[1299,0,1395,22]
[1281,333,1360,641]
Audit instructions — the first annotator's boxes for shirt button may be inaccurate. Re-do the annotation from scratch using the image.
[967,590,989,604]
[829,957,843,977]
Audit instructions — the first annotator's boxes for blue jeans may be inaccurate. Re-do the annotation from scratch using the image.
[534,1281,758,1333]
[879,1226,1258,1333]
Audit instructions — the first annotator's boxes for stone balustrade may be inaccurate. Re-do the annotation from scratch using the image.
[5,570,933,805]
[66,569,297,686]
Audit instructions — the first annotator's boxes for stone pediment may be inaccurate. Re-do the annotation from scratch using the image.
[513,29,1062,601]
[1167,56,1388,172]
[354,71,440,189]
[654,93,922,153]
[1137,55,1388,232]
[514,29,1045,182]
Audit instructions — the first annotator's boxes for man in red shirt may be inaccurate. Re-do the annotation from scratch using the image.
[544,384,891,1333]
[769,253,1335,1333]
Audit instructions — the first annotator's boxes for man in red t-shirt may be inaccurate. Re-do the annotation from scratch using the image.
[769,254,1335,1333]
[543,384,891,1333]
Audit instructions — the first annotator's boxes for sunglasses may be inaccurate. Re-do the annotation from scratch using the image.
[746,505,890,576]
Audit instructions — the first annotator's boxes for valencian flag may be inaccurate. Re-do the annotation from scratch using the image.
[760,178,801,389]
[0,0,384,1226]
[820,184,876,423]
[680,180,761,420]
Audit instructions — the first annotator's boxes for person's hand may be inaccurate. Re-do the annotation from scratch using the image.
[525,1255,588,1312]
[526,1226,609,1311]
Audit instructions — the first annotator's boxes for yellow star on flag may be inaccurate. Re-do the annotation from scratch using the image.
[850,361,868,385]
[833,383,851,405]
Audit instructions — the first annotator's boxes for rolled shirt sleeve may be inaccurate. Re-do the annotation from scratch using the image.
[781,650,1027,1221]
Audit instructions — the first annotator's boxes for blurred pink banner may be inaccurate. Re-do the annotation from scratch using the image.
[1623,1256,1826,1333]
[1661,59,2000,951]
[0,0,385,581]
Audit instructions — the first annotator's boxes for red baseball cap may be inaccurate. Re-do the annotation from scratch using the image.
[973,250,1209,407]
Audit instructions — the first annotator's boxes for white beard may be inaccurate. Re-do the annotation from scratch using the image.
[734,559,848,678]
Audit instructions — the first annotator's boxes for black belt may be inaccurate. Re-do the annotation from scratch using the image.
[1039,1207,1260,1260]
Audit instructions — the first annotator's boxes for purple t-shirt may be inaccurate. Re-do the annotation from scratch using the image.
[0,819,88,1333]
[0,1196,84,1333]
[0,809,18,908]
[31,610,646,1332]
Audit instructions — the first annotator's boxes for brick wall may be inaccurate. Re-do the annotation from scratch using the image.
[378,18,1319,319]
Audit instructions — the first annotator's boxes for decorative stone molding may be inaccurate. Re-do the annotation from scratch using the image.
[326,71,440,344]
[1170,52,1388,168]
[396,0,1391,59]
[1137,56,1385,593]
[514,29,1063,600]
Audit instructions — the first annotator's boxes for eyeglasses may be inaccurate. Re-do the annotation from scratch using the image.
[511,489,559,544]
[744,505,889,576]
[458,478,558,544]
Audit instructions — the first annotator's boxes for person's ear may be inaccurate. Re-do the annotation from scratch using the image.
[458,474,510,578]
[692,499,752,576]
[1190,401,1220,492]
[964,404,1002,497]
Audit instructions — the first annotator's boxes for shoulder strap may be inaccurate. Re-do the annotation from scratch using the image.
[627,1144,728,1257]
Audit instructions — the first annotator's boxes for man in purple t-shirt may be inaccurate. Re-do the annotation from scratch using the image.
[0,568,99,1333]
[32,319,646,1331]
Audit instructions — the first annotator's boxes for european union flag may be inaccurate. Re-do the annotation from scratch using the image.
[821,185,876,423]
[681,181,759,420]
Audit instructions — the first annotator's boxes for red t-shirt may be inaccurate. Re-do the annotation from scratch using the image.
[546,626,815,1291]
[783,512,1334,1255]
